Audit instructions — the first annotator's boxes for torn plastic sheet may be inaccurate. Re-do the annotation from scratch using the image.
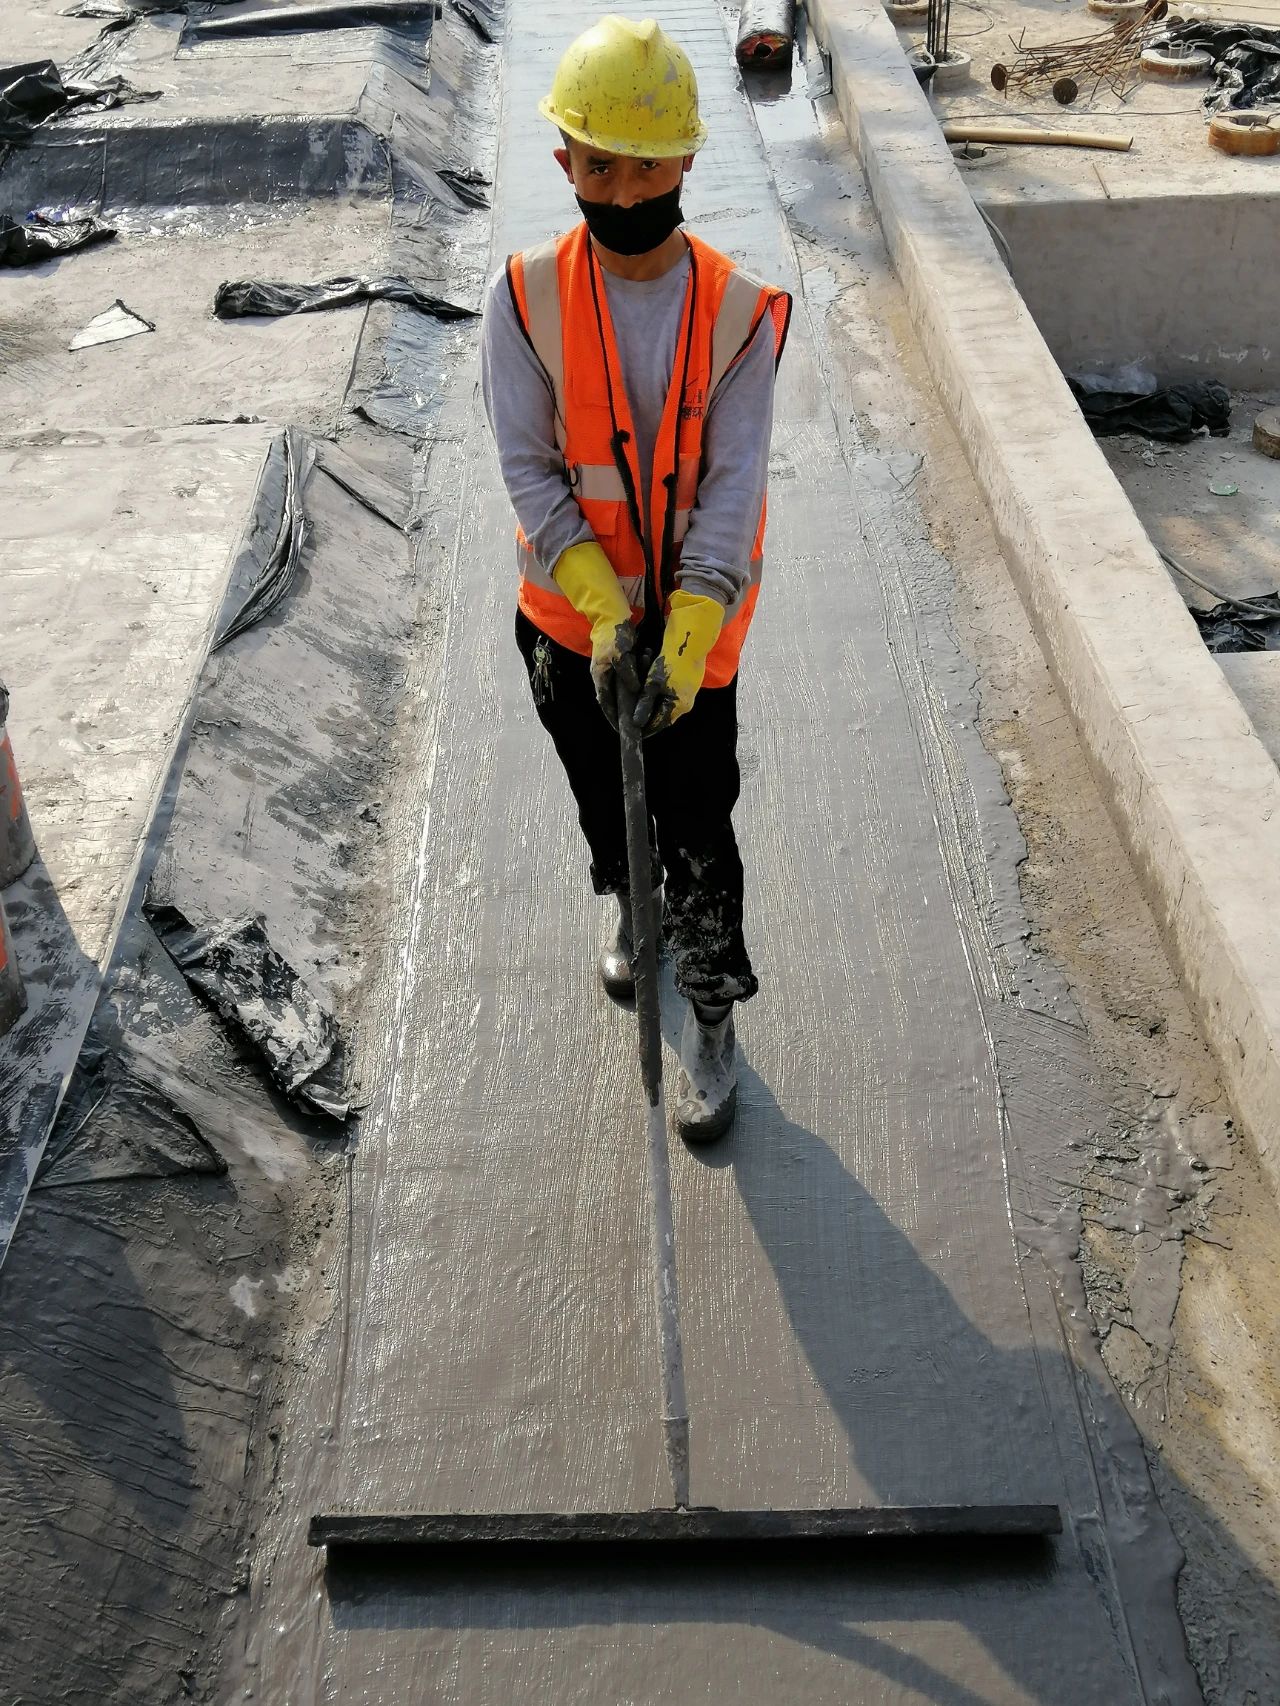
[1068,376,1231,442]
[0,210,115,265]
[214,427,311,650]
[63,0,238,12]
[1192,593,1280,653]
[189,0,439,37]
[145,904,350,1121]
[1152,20,1280,113]
[0,59,159,144]
[438,166,490,208]
[449,0,495,42]
[214,274,476,321]
[35,1050,226,1188]
[68,298,154,349]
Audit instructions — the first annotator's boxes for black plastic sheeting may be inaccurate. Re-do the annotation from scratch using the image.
[1068,376,1231,442]
[214,274,477,320]
[1153,20,1280,113]
[146,904,350,1121]
[189,0,439,37]
[35,1047,226,1189]
[1191,593,1280,654]
[0,58,158,144]
[449,0,496,42]
[214,428,311,650]
[0,209,115,265]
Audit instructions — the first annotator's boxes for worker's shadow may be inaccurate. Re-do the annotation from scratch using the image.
[325,1058,1245,1702]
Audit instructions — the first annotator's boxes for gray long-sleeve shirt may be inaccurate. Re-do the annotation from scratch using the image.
[480,244,777,608]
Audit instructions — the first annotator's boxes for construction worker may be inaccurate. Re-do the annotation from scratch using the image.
[481,15,790,1143]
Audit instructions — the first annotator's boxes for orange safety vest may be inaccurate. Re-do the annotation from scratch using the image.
[505,225,791,689]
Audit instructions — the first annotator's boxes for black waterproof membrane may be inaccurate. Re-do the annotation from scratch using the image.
[0,210,115,265]
[189,0,440,37]
[1152,19,1280,112]
[1068,377,1231,443]
[0,58,158,143]
[1192,593,1280,653]
[35,1049,226,1189]
[213,429,311,650]
[214,274,477,320]
[146,903,350,1120]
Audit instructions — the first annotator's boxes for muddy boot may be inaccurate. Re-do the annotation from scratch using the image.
[599,893,640,1001]
[675,1000,737,1144]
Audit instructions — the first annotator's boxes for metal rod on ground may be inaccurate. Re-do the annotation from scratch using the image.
[942,121,1133,148]
[618,680,691,1511]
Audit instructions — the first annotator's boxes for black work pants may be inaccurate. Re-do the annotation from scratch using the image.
[515,609,758,1007]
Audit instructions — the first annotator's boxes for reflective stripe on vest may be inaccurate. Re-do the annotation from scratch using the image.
[507,225,790,690]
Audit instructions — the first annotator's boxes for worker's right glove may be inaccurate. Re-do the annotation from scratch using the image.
[553,541,639,727]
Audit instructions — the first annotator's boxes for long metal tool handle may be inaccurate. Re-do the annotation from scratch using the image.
[618,684,691,1510]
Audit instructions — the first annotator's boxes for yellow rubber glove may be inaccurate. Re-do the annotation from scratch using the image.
[633,590,725,735]
[553,541,638,725]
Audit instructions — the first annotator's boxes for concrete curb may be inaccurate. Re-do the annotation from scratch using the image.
[808,0,1280,1186]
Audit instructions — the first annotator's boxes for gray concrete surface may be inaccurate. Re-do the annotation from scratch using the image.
[230,3,1202,1702]
[3,0,1272,1700]
[0,430,271,1254]
[810,0,1280,1201]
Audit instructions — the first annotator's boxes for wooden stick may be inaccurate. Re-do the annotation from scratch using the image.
[943,121,1133,149]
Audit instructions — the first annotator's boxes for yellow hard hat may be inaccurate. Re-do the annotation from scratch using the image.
[539,16,707,159]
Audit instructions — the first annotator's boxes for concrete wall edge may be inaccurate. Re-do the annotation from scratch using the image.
[808,0,1280,1189]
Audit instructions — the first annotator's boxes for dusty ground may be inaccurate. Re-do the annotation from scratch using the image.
[762,74,1280,1704]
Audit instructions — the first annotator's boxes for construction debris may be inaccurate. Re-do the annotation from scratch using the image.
[0,211,116,266]
[213,275,477,320]
[991,1,1172,105]
[68,299,154,350]
[1151,19,1280,113]
[146,904,350,1121]
[1068,373,1231,440]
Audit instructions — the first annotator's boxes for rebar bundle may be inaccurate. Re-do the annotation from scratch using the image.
[991,0,1170,103]
[927,0,953,63]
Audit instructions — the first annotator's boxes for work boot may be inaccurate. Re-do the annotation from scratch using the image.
[599,893,636,1001]
[599,890,663,1000]
[675,1000,737,1144]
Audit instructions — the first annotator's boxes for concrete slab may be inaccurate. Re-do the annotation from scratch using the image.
[811,0,1280,1192]
[0,204,392,435]
[0,426,270,1254]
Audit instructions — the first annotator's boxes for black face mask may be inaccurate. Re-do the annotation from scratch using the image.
[575,183,684,256]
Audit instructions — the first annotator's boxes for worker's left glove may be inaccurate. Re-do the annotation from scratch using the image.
[633,591,725,736]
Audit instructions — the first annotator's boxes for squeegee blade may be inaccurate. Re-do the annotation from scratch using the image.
[309,1504,1062,1549]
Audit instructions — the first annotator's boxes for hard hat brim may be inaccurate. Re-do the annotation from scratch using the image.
[539,94,708,158]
